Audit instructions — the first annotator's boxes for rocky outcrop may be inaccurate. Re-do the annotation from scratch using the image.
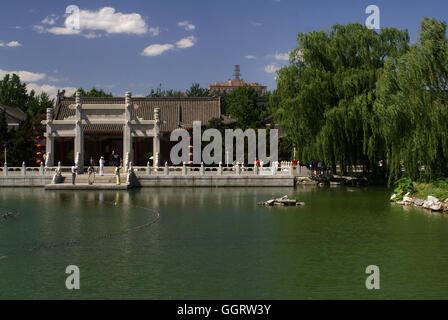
[422,196,443,211]
[391,192,446,212]
[258,195,305,206]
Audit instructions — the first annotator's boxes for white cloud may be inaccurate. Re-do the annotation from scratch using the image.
[149,27,160,36]
[264,64,280,74]
[141,44,174,56]
[26,83,77,99]
[274,52,289,61]
[6,41,22,47]
[267,52,290,61]
[0,41,22,47]
[177,20,195,31]
[33,25,46,33]
[245,55,256,59]
[42,15,58,25]
[77,7,147,34]
[46,26,81,35]
[0,69,46,82]
[0,69,75,98]
[34,7,149,37]
[141,35,197,57]
[175,36,197,49]
[83,32,99,39]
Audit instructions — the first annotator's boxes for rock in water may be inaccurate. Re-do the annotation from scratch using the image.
[258,195,305,207]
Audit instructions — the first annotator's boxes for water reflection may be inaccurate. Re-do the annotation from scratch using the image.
[1,187,448,299]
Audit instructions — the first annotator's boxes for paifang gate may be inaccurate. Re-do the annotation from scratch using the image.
[41,91,221,170]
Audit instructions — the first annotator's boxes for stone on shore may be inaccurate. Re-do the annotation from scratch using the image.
[422,196,442,211]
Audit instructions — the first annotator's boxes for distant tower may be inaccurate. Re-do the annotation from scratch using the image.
[233,65,241,80]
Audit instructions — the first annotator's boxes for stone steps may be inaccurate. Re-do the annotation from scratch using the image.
[60,174,126,184]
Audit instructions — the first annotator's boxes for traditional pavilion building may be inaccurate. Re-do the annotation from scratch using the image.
[208,65,267,96]
[0,104,27,130]
[42,91,221,170]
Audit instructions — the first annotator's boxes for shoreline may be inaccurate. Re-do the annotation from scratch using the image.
[390,179,448,212]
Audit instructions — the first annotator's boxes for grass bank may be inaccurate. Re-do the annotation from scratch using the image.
[393,178,448,201]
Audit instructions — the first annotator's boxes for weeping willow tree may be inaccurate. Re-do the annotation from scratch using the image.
[270,23,409,174]
[376,18,448,182]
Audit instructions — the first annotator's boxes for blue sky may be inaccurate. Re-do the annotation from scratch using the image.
[1,0,448,98]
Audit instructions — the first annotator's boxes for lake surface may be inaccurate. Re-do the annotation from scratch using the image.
[0,186,447,299]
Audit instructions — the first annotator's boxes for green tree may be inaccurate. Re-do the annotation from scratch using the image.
[270,23,409,174]
[224,86,264,129]
[147,84,184,97]
[0,74,28,111]
[376,17,448,182]
[7,118,35,166]
[27,91,54,117]
[186,83,210,97]
[0,110,9,146]
[74,88,113,97]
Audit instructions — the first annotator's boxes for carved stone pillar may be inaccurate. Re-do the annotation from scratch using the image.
[123,92,133,169]
[45,108,54,167]
[153,107,161,167]
[74,91,84,171]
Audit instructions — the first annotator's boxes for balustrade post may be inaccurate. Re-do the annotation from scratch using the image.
[147,161,151,175]
[182,162,187,176]
[22,161,26,176]
[218,162,223,175]
[200,162,205,176]
[164,162,169,176]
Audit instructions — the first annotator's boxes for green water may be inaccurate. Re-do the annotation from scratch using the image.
[0,186,447,299]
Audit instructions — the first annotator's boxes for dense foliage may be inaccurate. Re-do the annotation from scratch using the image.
[270,23,410,176]
[73,88,113,97]
[0,74,53,117]
[224,86,267,129]
[186,83,210,97]
[376,18,448,182]
[147,84,184,97]
[0,74,56,166]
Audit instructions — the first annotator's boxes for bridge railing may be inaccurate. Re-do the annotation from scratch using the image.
[133,162,294,177]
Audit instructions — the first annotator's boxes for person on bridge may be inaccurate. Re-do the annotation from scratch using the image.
[114,165,121,185]
[87,165,95,185]
[99,156,105,176]
[71,164,77,185]
[111,150,120,167]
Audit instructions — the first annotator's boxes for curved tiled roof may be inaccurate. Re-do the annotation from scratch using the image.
[0,104,27,124]
[55,96,222,133]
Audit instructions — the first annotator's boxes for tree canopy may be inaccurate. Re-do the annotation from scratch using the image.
[0,74,29,111]
[376,18,448,181]
[224,86,266,129]
[147,84,184,97]
[186,83,210,97]
[270,23,410,174]
[74,88,113,97]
